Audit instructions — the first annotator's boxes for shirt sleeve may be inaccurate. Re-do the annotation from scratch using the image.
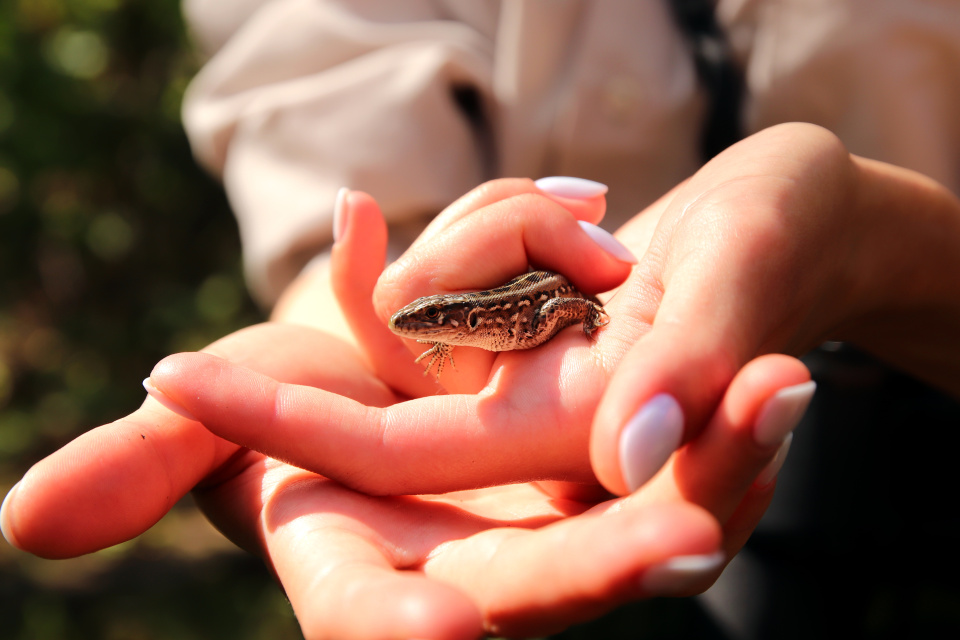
[181,0,499,305]
[722,0,960,196]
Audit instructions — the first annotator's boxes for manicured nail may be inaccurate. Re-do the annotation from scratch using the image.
[642,551,725,596]
[535,176,608,199]
[578,221,638,264]
[619,393,684,493]
[755,432,793,488]
[753,380,816,448]
[1,481,21,549]
[143,377,198,422]
[332,187,349,243]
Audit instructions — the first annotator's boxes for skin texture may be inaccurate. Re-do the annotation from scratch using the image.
[4,123,960,638]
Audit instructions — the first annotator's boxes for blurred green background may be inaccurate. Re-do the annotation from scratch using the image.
[0,0,304,637]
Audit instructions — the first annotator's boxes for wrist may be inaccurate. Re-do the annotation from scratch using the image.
[843,155,960,393]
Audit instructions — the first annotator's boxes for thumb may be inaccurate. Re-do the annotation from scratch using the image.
[330,189,440,397]
[590,244,769,495]
[591,325,738,495]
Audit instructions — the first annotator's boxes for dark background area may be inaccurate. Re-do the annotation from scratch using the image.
[0,1,303,637]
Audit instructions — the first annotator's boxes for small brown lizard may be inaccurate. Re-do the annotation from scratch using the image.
[388,270,608,377]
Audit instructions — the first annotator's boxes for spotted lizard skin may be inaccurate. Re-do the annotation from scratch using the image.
[388,270,608,377]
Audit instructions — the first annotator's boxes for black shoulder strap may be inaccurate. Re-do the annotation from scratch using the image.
[667,0,744,161]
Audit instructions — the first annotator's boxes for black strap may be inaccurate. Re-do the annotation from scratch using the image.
[667,0,744,161]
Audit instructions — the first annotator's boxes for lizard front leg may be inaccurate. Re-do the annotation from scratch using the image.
[414,341,457,378]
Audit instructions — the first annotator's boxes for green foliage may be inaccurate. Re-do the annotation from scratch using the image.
[0,0,263,473]
[0,1,288,638]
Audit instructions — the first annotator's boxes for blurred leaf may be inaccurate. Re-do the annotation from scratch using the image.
[86,209,134,260]
[43,26,109,79]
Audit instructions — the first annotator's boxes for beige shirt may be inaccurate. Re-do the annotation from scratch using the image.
[182,0,960,305]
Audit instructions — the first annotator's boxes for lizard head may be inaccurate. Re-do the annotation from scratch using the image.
[388,294,477,343]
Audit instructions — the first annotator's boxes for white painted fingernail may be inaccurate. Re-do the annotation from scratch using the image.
[1,481,21,549]
[619,394,684,493]
[332,187,349,243]
[143,377,198,422]
[755,432,793,488]
[642,551,725,596]
[535,176,608,199]
[578,221,638,264]
[753,381,816,448]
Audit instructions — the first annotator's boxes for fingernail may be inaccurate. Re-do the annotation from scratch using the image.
[619,393,684,493]
[642,551,725,596]
[143,377,198,422]
[332,187,349,243]
[753,380,816,448]
[578,221,638,264]
[535,176,608,199]
[1,481,21,549]
[755,432,793,488]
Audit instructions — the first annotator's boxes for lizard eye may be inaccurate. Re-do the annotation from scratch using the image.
[424,306,440,319]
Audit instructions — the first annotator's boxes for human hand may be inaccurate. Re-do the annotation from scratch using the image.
[144,170,815,497]
[591,121,960,493]
[3,317,805,639]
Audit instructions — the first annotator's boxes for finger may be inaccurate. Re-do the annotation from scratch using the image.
[648,354,813,522]
[378,178,625,392]
[585,356,811,593]
[255,472,483,640]
[376,192,635,327]
[1,404,235,558]
[330,189,440,398]
[147,351,597,495]
[204,323,397,407]
[425,501,723,637]
[594,321,814,501]
[416,177,609,246]
[716,395,800,559]
[2,324,392,558]
[719,480,777,560]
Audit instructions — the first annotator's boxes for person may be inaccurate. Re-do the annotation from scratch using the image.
[5,1,960,637]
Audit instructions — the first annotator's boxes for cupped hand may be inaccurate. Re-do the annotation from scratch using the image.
[3,319,804,639]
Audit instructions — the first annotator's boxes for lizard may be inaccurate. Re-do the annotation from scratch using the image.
[388,270,608,377]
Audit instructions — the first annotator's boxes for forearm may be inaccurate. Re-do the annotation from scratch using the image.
[843,156,960,396]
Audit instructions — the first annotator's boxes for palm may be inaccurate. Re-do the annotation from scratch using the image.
[157,323,725,638]
[173,317,798,638]
[208,450,719,638]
